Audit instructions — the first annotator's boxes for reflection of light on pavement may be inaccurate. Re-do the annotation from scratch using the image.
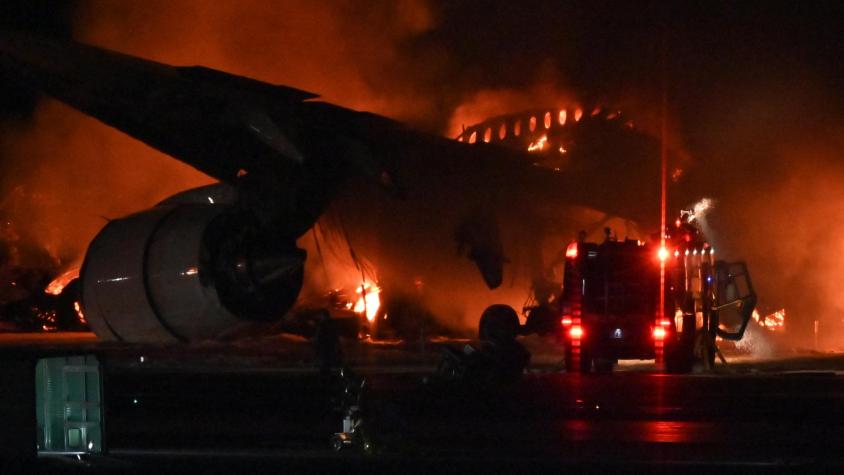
[641,420,715,444]
[562,420,718,443]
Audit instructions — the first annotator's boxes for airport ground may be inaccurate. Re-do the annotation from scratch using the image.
[1,332,842,474]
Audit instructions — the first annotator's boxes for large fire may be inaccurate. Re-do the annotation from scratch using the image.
[752,308,786,331]
[44,267,80,296]
[354,282,382,323]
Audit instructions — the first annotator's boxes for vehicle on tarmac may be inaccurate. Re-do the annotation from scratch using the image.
[527,211,757,373]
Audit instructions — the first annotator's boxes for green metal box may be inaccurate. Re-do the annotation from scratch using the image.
[35,355,103,454]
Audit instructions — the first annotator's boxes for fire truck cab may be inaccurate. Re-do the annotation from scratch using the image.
[549,214,757,373]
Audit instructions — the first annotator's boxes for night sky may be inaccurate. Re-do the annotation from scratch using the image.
[1,1,843,342]
[3,2,843,127]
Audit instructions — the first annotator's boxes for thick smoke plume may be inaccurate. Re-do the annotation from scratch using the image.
[695,84,844,351]
[0,0,441,267]
[1,2,841,348]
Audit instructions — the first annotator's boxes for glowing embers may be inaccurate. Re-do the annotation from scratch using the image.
[354,282,381,323]
[74,301,87,325]
[45,267,80,295]
[527,135,548,152]
[752,308,786,331]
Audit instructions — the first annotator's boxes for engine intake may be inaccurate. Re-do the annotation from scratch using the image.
[81,198,304,342]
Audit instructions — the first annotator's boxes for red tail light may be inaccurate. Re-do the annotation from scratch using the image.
[565,242,578,259]
[653,327,666,340]
[569,325,584,339]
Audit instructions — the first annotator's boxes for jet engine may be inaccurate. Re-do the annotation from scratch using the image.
[80,185,306,342]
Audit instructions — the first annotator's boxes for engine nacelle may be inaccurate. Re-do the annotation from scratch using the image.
[81,187,305,342]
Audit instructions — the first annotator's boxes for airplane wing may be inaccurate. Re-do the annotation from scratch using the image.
[0,32,658,342]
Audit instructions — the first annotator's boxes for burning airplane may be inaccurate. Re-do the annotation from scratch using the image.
[0,32,670,343]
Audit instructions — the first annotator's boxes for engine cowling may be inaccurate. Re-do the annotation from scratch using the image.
[80,186,305,342]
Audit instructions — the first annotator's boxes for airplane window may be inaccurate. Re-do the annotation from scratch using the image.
[514,120,521,136]
[558,110,567,125]
[499,123,506,140]
[483,127,492,143]
[529,116,536,132]
[469,131,477,143]
[544,112,551,129]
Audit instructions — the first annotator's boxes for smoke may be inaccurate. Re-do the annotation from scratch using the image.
[696,83,844,350]
[0,100,211,268]
[2,2,841,347]
[76,0,441,124]
[447,73,577,138]
[0,0,444,268]
[734,320,776,359]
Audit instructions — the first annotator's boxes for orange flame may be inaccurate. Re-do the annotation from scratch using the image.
[73,301,87,325]
[354,283,381,322]
[752,308,786,331]
[527,135,548,152]
[44,267,80,296]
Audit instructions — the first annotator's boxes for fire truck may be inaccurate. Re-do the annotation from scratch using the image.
[533,211,757,373]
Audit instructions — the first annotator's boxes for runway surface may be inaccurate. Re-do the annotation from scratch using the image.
[0,333,841,473]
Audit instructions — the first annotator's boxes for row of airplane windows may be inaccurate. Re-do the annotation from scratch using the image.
[459,106,625,145]
[459,108,587,144]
